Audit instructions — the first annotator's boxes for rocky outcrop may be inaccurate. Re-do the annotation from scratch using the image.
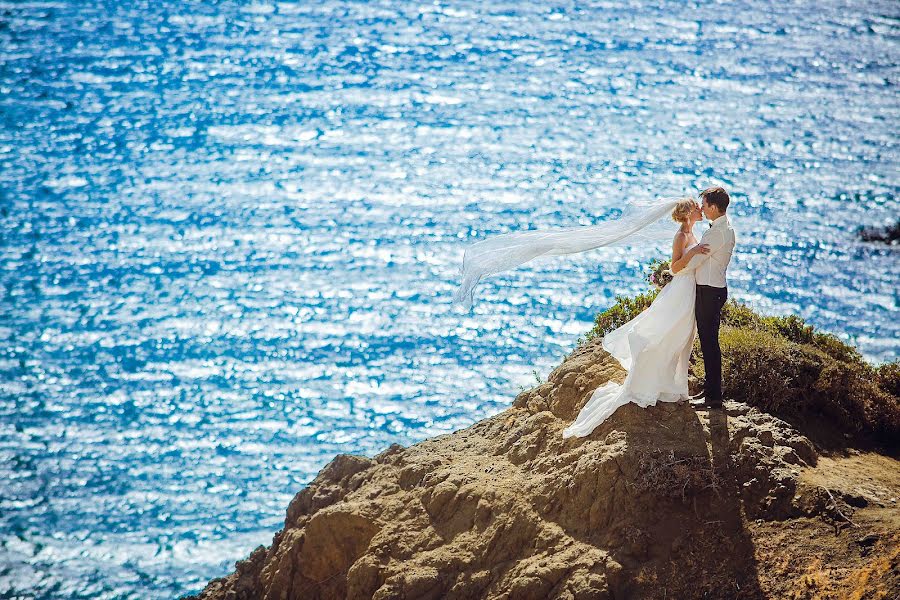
[187,339,899,600]
[859,219,900,245]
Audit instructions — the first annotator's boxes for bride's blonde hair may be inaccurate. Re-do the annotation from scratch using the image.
[671,197,696,224]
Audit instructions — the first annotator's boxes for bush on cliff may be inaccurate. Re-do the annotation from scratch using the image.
[717,327,898,447]
[579,295,900,449]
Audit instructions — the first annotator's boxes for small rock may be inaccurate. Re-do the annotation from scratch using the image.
[855,533,880,547]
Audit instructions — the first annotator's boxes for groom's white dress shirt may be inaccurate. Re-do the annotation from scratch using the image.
[683,213,735,288]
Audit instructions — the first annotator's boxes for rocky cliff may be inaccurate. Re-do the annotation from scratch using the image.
[187,339,899,600]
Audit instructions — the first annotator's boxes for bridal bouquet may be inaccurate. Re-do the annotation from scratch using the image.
[646,258,673,290]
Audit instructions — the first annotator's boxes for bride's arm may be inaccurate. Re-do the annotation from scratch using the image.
[671,236,709,273]
[679,228,724,273]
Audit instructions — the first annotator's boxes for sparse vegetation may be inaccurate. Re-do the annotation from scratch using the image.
[627,448,726,502]
[517,368,546,392]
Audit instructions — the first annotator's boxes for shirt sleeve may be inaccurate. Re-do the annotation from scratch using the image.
[681,227,724,273]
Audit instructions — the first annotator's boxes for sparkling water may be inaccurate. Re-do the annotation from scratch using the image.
[1,1,897,597]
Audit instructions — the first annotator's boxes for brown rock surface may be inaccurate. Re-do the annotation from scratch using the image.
[187,340,900,600]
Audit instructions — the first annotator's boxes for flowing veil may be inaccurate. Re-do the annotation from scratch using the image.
[451,196,683,310]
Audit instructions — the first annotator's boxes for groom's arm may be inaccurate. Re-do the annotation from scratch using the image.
[681,228,724,272]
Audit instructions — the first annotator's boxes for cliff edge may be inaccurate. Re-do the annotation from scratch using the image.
[186,337,899,599]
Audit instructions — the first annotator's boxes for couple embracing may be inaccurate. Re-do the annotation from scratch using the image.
[563,187,736,438]
[452,187,736,439]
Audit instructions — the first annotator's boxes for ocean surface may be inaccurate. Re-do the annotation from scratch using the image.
[1,0,898,597]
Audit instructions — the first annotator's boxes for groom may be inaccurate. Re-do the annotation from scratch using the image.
[683,187,736,409]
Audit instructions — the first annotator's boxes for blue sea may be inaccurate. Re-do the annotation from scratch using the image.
[1,0,898,597]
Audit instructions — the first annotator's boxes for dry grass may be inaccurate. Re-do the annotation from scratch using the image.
[627,448,726,503]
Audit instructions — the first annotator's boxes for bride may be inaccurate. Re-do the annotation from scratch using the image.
[562,197,706,438]
[451,196,709,439]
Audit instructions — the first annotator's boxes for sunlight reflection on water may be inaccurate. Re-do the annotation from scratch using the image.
[0,0,898,597]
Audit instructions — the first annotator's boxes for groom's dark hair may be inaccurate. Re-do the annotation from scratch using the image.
[700,187,730,213]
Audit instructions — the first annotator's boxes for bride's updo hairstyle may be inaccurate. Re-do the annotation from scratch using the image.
[671,197,696,224]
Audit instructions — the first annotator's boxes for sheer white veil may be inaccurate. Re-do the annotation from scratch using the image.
[451,196,685,311]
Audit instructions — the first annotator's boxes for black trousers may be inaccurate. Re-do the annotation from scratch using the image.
[695,284,728,403]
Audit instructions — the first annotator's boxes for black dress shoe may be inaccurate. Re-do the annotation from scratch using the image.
[690,397,723,409]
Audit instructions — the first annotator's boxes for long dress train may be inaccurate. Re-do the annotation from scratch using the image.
[562,269,697,438]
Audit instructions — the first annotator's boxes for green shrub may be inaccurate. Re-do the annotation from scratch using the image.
[718,326,899,447]
[721,300,765,330]
[720,302,864,365]
[718,328,823,416]
[764,314,816,345]
[808,331,865,365]
[876,361,900,398]
[762,315,864,365]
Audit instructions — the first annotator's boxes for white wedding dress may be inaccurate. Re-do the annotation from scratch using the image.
[562,267,697,439]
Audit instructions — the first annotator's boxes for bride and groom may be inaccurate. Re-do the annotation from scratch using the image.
[563,187,736,438]
[452,187,737,439]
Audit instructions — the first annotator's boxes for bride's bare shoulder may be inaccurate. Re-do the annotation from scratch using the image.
[672,229,695,252]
